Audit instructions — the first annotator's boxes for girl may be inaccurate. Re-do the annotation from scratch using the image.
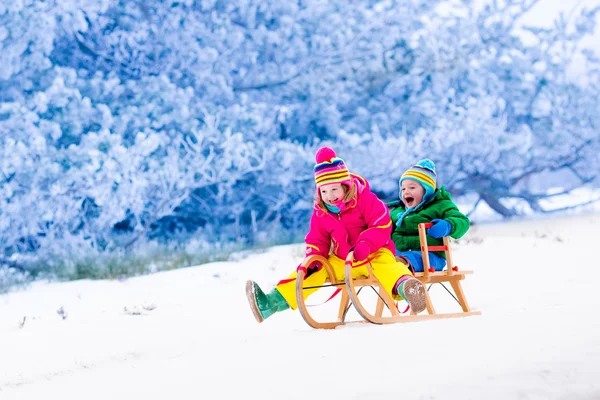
[246,147,426,323]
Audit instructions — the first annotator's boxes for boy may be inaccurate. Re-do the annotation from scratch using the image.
[390,159,470,272]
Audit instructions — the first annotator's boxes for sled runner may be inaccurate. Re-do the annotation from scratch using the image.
[295,222,481,329]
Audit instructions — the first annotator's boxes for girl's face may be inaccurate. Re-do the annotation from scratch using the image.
[401,179,425,208]
[319,183,346,206]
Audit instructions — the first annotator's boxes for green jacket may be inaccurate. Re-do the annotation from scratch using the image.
[389,186,470,258]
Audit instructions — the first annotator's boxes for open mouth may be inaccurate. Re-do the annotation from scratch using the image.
[404,195,415,207]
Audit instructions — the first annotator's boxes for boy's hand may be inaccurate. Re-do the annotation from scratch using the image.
[427,219,452,238]
[353,241,371,262]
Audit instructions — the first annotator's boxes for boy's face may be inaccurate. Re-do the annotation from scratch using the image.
[401,179,425,208]
[319,183,346,206]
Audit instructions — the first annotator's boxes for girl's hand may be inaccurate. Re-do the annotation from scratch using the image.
[353,241,371,262]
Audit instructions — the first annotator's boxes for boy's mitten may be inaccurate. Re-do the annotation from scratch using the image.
[427,219,452,238]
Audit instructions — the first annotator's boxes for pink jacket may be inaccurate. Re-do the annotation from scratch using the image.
[304,174,395,261]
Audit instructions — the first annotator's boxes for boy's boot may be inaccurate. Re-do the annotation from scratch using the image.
[245,280,290,323]
[396,277,427,314]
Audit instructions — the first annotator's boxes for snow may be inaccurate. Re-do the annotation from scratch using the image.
[1,212,599,399]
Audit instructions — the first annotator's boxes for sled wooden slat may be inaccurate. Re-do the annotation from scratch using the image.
[295,223,480,329]
[295,254,386,329]
[296,255,346,329]
[415,222,480,317]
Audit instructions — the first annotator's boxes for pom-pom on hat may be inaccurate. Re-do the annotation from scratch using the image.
[399,159,437,201]
[314,147,352,189]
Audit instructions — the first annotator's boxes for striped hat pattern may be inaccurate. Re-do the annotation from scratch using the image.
[314,147,352,189]
[399,159,437,201]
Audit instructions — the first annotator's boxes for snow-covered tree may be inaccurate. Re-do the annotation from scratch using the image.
[0,0,598,276]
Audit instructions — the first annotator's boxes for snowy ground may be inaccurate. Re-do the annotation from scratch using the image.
[1,212,599,400]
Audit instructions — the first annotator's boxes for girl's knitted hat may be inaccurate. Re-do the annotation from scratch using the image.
[314,147,352,189]
[399,159,437,201]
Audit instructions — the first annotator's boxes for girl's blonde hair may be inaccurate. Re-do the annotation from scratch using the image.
[315,182,357,212]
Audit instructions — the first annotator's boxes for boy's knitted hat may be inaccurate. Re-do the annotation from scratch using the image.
[399,159,437,200]
[314,147,352,189]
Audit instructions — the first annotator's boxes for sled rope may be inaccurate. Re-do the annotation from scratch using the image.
[306,287,342,307]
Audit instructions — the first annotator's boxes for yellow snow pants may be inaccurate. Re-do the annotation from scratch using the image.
[276,248,412,310]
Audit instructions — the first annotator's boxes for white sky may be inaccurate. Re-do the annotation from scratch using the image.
[1,211,599,399]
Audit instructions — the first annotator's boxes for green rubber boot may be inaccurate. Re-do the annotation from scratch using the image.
[245,280,290,323]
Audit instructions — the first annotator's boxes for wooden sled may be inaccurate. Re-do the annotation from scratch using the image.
[295,222,481,329]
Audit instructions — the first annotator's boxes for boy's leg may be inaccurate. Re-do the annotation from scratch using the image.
[428,252,447,271]
[397,250,446,272]
[396,250,424,272]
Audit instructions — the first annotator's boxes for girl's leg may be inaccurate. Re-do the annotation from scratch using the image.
[246,280,290,323]
[329,249,412,300]
[248,265,329,323]
[274,266,328,310]
[250,256,351,323]
[366,249,413,299]
[368,249,427,313]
